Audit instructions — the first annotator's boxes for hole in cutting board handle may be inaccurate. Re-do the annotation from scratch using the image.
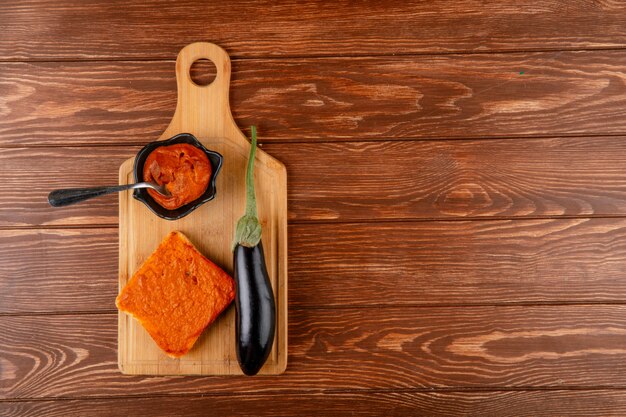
[189,58,217,87]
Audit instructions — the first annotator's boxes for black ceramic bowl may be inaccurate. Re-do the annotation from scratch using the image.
[133,133,223,220]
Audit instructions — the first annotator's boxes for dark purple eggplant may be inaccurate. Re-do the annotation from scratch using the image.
[233,126,276,376]
[233,242,275,375]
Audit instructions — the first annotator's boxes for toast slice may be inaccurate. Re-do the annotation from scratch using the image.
[116,231,235,357]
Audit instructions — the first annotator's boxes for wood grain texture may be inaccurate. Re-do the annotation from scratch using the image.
[2,51,626,145]
[0,229,118,314]
[5,390,626,417]
[3,306,626,398]
[1,0,625,60]
[0,147,135,227]
[275,137,626,221]
[3,218,626,312]
[3,2,626,412]
[5,136,626,227]
[290,218,626,307]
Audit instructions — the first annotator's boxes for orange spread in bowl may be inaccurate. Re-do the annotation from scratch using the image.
[143,143,211,210]
[115,231,235,357]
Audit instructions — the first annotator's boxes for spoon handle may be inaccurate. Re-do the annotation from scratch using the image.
[48,184,135,207]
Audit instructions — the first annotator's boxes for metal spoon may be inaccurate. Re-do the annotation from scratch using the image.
[48,182,170,207]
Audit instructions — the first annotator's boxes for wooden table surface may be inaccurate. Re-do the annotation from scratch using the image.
[2,1,626,415]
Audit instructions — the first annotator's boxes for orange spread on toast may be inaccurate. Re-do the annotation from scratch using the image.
[116,231,235,357]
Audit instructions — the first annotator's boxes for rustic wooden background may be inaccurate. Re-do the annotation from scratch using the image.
[2,1,626,415]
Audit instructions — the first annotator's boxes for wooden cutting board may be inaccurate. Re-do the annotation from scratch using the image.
[117,42,287,375]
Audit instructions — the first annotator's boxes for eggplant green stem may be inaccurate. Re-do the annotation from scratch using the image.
[244,126,258,219]
[234,126,262,248]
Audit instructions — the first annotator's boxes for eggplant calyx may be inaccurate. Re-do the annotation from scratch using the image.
[234,126,262,249]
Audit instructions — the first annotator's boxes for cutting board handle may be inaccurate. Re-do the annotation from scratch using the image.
[161,42,244,143]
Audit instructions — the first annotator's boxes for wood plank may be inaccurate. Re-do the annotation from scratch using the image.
[5,390,626,417]
[5,137,626,227]
[2,51,626,146]
[3,306,626,398]
[1,0,625,60]
[289,218,626,307]
[0,147,135,227]
[273,138,626,221]
[0,229,118,314]
[3,218,626,313]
